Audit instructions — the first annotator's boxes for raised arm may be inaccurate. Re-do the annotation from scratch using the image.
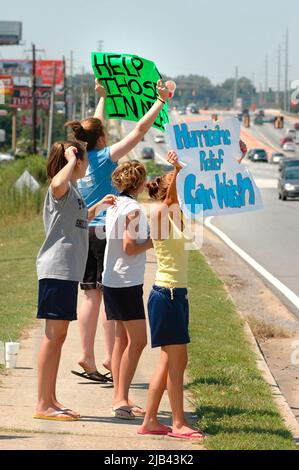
[164,151,182,207]
[94,79,106,125]
[109,80,170,162]
[50,146,78,200]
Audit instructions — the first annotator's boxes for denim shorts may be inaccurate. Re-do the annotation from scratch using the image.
[147,285,190,348]
[37,278,78,321]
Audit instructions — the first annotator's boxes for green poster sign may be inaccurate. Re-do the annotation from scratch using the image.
[91,52,169,131]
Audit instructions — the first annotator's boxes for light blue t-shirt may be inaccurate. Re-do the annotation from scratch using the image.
[77,147,118,227]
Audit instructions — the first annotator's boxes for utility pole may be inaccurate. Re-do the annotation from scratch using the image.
[63,56,67,137]
[276,44,281,107]
[233,66,238,108]
[95,40,104,110]
[284,28,289,112]
[81,66,86,120]
[264,54,268,106]
[47,64,57,157]
[32,43,37,154]
[26,43,44,154]
[70,50,74,120]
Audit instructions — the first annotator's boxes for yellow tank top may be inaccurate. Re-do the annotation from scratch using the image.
[153,215,193,288]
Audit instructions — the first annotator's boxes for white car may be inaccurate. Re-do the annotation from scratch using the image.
[282,142,296,152]
[154,134,165,144]
[269,152,284,164]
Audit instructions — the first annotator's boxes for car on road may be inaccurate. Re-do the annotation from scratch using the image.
[141,147,155,160]
[278,165,299,200]
[190,105,199,114]
[247,148,268,162]
[294,122,299,131]
[268,152,285,164]
[280,136,294,147]
[178,107,186,115]
[263,115,275,123]
[285,128,296,139]
[254,115,264,125]
[282,142,296,152]
[154,134,166,144]
[278,157,299,173]
[0,152,14,163]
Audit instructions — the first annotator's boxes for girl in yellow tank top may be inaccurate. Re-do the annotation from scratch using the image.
[138,151,205,440]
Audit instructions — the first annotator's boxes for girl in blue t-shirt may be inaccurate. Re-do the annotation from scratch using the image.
[66,79,170,392]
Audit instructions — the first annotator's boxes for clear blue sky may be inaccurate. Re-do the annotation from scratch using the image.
[0,0,298,88]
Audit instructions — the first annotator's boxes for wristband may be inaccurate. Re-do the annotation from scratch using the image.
[157,97,166,105]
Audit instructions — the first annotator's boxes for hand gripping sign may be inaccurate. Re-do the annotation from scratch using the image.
[91,52,169,131]
[166,117,263,218]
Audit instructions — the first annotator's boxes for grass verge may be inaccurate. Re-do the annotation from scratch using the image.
[0,214,44,372]
[188,249,297,450]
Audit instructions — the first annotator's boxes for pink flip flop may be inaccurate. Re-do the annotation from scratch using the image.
[167,430,206,440]
[138,425,172,436]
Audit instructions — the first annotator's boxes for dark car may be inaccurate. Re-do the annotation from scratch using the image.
[278,166,299,200]
[278,157,299,173]
[247,148,268,162]
[190,106,199,114]
[294,123,299,131]
[141,147,155,160]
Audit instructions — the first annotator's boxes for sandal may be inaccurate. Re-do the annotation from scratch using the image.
[34,411,79,422]
[71,370,109,383]
[111,406,136,420]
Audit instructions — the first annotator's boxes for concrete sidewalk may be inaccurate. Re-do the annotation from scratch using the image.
[0,249,204,450]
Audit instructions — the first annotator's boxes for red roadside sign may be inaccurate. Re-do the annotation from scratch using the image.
[36,60,64,86]
[12,86,51,110]
[0,75,13,95]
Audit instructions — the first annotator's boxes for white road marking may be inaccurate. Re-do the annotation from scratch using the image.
[205,217,299,311]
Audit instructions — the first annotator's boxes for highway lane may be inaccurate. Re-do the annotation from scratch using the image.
[211,117,299,316]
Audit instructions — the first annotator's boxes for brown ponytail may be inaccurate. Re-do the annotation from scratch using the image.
[47,140,86,180]
[146,172,174,201]
[66,117,105,151]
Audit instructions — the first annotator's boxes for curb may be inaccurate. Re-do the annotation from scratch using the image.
[243,321,299,441]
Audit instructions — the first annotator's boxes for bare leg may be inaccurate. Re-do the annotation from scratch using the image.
[114,319,147,409]
[78,289,101,372]
[102,308,115,372]
[36,320,69,416]
[112,321,128,406]
[164,344,198,434]
[141,349,169,431]
[51,348,79,417]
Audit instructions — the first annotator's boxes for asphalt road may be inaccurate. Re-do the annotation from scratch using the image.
[121,112,299,317]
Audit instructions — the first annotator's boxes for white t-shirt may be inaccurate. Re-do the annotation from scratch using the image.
[102,195,149,288]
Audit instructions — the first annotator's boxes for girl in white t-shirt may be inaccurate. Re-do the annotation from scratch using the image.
[102,160,152,419]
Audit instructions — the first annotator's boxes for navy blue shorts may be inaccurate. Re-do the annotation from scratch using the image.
[147,285,190,348]
[37,279,78,321]
[103,284,145,321]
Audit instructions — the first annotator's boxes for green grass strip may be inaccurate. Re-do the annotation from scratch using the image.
[188,250,297,450]
[0,215,44,371]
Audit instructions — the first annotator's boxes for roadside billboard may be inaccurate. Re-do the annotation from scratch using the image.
[0,21,22,46]
[0,60,64,90]
[12,86,51,110]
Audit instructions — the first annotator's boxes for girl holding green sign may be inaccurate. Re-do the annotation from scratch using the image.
[66,79,170,396]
